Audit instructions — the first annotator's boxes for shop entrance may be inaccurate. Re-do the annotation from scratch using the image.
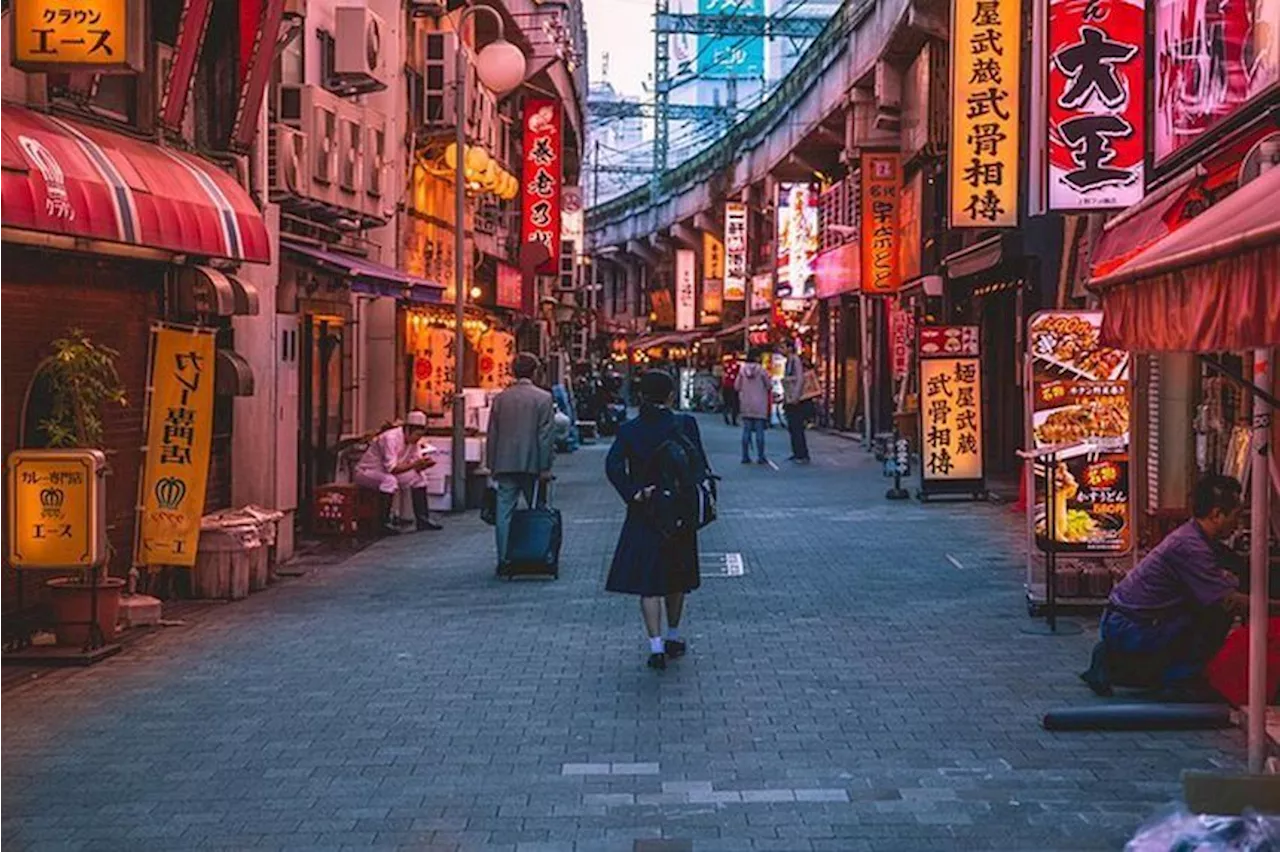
[299,313,348,523]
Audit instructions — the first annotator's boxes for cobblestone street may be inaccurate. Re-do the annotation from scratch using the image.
[3,419,1242,851]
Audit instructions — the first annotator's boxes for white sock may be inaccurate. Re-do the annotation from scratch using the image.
[648,636,665,654]
[666,627,680,642]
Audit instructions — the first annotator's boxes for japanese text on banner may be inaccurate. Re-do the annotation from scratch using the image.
[1047,0,1145,210]
[921,357,984,481]
[860,152,901,293]
[137,326,216,567]
[723,202,748,301]
[950,0,1021,227]
[13,0,130,69]
[519,99,562,274]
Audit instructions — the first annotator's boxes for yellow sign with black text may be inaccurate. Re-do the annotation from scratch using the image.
[703,231,725,281]
[137,326,216,567]
[949,0,1020,228]
[7,449,106,569]
[11,0,142,72]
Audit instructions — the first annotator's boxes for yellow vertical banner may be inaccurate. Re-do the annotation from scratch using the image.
[477,330,515,390]
[702,231,725,280]
[137,325,216,567]
[949,0,1021,228]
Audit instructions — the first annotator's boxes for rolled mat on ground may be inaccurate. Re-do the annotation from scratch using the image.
[1042,704,1233,731]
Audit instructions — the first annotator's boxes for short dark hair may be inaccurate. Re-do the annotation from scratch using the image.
[637,370,674,404]
[513,352,541,380]
[1192,474,1243,519]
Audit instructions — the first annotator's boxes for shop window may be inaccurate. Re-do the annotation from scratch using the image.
[317,30,336,91]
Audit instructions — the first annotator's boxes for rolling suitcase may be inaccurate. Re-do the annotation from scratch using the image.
[501,479,561,579]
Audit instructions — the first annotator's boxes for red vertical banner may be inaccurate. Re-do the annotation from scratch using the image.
[520,99,563,275]
[859,151,902,294]
[160,0,214,135]
[230,0,287,153]
[1047,0,1145,210]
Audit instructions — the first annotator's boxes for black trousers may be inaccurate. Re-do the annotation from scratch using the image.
[722,388,740,424]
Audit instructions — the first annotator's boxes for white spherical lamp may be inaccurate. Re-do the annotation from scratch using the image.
[475,39,527,95]
[465,145,491,175]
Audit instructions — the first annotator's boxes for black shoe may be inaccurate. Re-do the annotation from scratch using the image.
[756,458,768,465]
[741,457,752,464]
[1079,670,1113,697]
[416,519,443,531]
[381,522,402,535]
[665,640,686,659]
[647,652,666,670]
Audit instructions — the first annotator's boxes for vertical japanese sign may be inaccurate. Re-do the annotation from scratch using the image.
[1048,0,1145,209]
[409,322,456,415]
[11,0,142,71]
[950,0,1021,227]
[890,303,916,381]
[703,230,725,280]
[702,276,724,321]
[138,326,216,567]
[1155,0,1280,164]
[520,99,563,274]
[7,450,106,569]
[860,152,902,294]
[675,249,697,331]
[724,202,749,300]
[477,329,515,390]
[919,326,984,485]
[496,262,523,311]
[750,273,773,313]
[775,183,819,299]
[1027,311,1132,553]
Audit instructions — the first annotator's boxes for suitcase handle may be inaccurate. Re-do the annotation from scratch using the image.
[530,475,555,508]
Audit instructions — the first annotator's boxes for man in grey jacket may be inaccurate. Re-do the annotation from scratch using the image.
[486,352,556,570]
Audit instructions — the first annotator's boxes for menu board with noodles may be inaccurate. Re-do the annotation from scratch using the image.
[1027,310,1132,555]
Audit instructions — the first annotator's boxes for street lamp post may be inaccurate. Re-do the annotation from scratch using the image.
[451,3,526,513]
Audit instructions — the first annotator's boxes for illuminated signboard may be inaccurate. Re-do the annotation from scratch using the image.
[7,449,106,569]
[950,0,1021,227]
[675,248,697,331]
[11,0,143,72]
[775,183,818,299]
[724,202,748,301]
[860,151,902,294]
[519,99,563,274]
[919,326,985,490]
[1048,0,1145,209]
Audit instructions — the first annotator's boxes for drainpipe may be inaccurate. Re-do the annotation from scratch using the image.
[1248,347,1273,773]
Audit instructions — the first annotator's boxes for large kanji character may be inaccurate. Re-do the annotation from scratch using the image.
[962,158,1005,188]
[966,87,1011,121]
[967,123,1008,157]
[1059,114,1136,191]
[963,190,1006,223]
[1053,26,1138,109]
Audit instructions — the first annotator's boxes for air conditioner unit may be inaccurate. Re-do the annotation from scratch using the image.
[333,7,389,95]
[310,93,339,203]
[268,123,307,200]
[365,121,390,221]
[338,108,362,198]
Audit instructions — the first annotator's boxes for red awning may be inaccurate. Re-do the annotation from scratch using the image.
[2,105,270,264]
[1089,165,1280,353]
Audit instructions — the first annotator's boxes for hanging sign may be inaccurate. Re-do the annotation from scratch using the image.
[519,99,563,274]
[11,0,144,72]
[860,151,902,294]
[776,183,819,299]
[702,276,723,322]
[1027,310,1132,554]
[724,202,748,301]
[750,273,772,313]
[918,326,985,493]
[229,0,287,152]
[496,261,522,311]
[7,449,107,569]
[950,0,1021,227]
[1047,0,1145,210]
[703,230,725,280]
[675,248,697,331]
[890,303,916,381]
[137,325,216,567]
[1154,0,1280,164]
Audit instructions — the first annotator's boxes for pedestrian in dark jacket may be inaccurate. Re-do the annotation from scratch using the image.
[605,370,706,670]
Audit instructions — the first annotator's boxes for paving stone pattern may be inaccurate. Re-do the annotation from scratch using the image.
[3,419,1242,851]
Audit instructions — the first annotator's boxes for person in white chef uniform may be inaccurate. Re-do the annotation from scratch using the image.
[353,410,442,534]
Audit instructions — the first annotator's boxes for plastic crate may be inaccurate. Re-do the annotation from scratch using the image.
[313,484,379,536]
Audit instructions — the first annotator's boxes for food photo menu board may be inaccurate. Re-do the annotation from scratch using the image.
[1027,311,1132,555]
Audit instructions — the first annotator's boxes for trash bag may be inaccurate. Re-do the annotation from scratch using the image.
[1125,804,1280,852]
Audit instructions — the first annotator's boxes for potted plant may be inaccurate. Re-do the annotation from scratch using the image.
[29,329,129,647]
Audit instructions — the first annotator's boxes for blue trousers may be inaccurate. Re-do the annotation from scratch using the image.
[1096,606,1233,686]
[741,417,766,462]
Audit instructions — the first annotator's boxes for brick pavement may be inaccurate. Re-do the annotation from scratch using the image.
[2,418,1242,851]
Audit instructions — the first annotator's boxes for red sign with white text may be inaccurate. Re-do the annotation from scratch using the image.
[1048,0,1145,210]
[520,99,563,275]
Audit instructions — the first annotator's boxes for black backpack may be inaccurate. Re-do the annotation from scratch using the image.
[644,420,710,540]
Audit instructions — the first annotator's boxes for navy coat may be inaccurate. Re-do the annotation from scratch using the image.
[605,407,704,597]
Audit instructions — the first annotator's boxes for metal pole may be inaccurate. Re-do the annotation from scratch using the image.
[860,293,872,447]
[1248,348,1273,773]
[1045,453,1058,633]
[452,15,469,514]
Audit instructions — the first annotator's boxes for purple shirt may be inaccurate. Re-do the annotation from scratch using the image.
[1110,520,1239,613]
